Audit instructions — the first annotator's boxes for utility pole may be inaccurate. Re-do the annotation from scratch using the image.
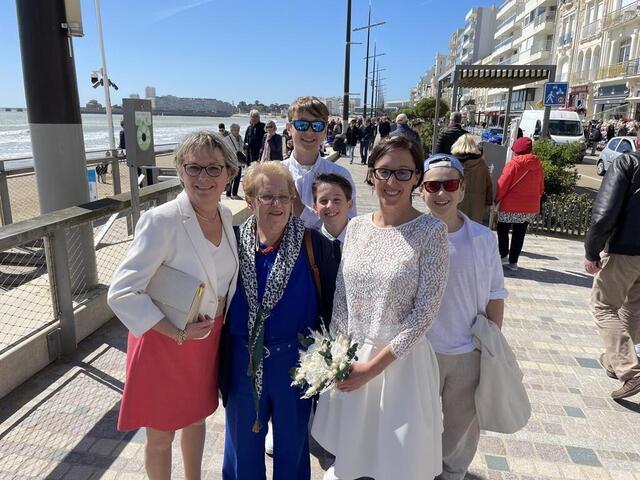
[370,43,376,115]
[353,2,385,119]
[94,0,120,194]
[342,0,352,125]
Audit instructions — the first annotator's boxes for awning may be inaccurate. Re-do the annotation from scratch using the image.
[439,64,555,88]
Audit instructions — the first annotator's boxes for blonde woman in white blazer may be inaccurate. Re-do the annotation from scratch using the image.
[108,131,239,480]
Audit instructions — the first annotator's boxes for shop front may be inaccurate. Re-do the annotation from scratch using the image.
[568,84,589,117]
[594,84,630,120]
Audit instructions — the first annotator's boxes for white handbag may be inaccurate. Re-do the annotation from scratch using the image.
[146,264,206,330]
[471,314,531,434]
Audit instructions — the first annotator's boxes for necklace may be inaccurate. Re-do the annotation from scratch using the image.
[255,229,285,254]
[194,208,220,224]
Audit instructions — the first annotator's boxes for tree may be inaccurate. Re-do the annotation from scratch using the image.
[237,101,249,113]
[395,98,450,123]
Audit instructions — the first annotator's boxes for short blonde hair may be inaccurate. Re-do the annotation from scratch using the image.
[242,161,296,198]
[174,130,239,178]
[287,96,330,122]
[451,133,481,156]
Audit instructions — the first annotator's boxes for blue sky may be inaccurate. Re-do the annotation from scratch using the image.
[0,0,495,108]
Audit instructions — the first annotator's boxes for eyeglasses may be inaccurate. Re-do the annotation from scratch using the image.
[256,194,293,205]
[266,125,275,129]
[422,179,462,193]
[371,168,417,182]
[183,163,225,177]
[291,119,327,133]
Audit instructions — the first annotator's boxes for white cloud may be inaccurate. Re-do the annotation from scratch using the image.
[148,0,214,25]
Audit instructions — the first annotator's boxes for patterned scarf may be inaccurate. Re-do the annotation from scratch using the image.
[238,214,306,432]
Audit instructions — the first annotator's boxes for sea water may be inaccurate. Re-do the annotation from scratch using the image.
[0,111,287,164]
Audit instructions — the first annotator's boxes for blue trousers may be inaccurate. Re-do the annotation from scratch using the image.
[222,338,312,480]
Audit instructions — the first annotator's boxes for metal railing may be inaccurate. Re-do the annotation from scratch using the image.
[523,11,556,28]
[603,0,640,29]
[570,70,595,85]
[494,36,515,51]
[581,19,602,42]
[0,179,182,357]
[0,147,175,226]
[597,58,640,80]
[496,13,518,33]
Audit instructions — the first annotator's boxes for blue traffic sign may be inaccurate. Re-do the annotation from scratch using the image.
[544,82,569,107]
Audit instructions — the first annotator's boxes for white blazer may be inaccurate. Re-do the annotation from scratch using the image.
[107,191,239,337]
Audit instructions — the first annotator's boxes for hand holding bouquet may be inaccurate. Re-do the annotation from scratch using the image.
[290,326,358,399]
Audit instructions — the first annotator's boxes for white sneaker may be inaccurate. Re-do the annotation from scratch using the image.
[265,421,274,457]
[505,263,518,272]
[501,256,509,265]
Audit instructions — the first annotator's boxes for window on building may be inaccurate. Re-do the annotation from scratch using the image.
[619,38,631,64]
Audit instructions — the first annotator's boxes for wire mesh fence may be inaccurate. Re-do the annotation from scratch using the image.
[3,159,134,224]
[0,238,53,355]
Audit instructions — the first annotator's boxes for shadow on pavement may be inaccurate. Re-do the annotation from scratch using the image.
[613,398,640,414]
[504,267,593,288]
[519,251,559,261]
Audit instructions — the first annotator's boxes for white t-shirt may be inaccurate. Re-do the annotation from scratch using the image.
[427,221,478,354]
[209,230,236,298]
[283,153,357,229]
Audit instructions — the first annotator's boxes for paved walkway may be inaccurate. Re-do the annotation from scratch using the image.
[1,153,640,480]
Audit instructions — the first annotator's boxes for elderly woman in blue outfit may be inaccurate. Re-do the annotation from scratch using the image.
[221,161,341,480]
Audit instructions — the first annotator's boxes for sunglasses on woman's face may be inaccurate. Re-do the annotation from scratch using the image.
[422,179,462,193]
[291,119,327,133]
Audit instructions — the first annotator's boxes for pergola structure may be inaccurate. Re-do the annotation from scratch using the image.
[433,64,557,146]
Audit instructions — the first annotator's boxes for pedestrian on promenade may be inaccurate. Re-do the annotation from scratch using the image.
[107,131,239,480]
[589,122,603,156]
[584,131,640,400]
[451,134,493,223]
[218,123,230,137]
[220,161,340,480]
[433,112,469,155]
[312,135,449,480]
[421,153,507,480]
[376,115,391,146]
[607,122,615,141]
[389,113,421,146]
[226,123,246,199]
[345,118,360,164]
[495,137,545,272]
[244,109,265,165]
[282,96,357,232]
[259,120,283,162]
[359,118,374,165]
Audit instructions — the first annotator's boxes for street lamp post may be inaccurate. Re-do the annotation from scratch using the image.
[353,2,385,119]
[94,0,121,193]
[342,0,352,125]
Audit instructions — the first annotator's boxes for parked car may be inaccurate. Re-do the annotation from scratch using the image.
[596,136,637,176]
[481,127,504,144]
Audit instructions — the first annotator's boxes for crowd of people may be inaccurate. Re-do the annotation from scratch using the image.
[585,118,640,154]
[107,96,556,480]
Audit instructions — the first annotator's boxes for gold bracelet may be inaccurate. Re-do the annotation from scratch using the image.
[176,329,187,346]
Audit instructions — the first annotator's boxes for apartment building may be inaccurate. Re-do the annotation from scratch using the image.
[460,7,498,64]
[482,0,557,125]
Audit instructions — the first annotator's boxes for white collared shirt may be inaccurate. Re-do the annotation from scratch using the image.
[283,152,357,229]
[321,224,347,243]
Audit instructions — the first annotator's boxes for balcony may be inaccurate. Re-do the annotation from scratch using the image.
[603,0,640,29]
[581,19,602,43]
[597,58,640,80]
[494,36,515,52]
[496,13,517,32]
[499,56,516,66]
[497,0,524,18]
[571,71,596,85]
[523,11,556,29]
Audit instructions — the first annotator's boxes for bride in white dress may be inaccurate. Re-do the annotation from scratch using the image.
[312,135,449,480]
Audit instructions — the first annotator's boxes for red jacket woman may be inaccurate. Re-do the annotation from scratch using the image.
[495,137,545,271]
[496,138,545,213]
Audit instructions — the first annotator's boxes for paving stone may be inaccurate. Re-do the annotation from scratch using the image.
[575,357,603,369]
[564,406,587,418]
[485,455,510,472]
[566,446,603,467]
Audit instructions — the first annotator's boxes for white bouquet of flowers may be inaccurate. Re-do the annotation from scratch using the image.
[290,326,359,399]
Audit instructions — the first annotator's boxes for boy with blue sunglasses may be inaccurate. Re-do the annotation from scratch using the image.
[283,96,357,229]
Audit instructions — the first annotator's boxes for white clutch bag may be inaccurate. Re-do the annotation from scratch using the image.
[146,264,206,330]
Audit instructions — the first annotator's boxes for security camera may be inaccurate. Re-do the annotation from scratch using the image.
[91,70,101,88]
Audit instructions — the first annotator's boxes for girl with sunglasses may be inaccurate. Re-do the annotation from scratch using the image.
[421,154,507,480]
[312,136,449,480]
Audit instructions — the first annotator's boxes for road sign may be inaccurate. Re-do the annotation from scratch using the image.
[543,82,569,107]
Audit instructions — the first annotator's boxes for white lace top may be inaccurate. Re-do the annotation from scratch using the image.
[333,213,449,359]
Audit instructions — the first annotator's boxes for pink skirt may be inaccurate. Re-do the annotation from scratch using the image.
[117,315,224,432]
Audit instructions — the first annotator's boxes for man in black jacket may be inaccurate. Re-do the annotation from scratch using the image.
[433,112,468,154]
[244,110,265,165]
[584,131,640,400]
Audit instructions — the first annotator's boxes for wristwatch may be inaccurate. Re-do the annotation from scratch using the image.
[176,329,187,346]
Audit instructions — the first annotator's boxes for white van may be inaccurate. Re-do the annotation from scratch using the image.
[518,110,586,162]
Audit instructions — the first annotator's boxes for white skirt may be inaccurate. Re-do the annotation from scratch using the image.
[311,337,443,480]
